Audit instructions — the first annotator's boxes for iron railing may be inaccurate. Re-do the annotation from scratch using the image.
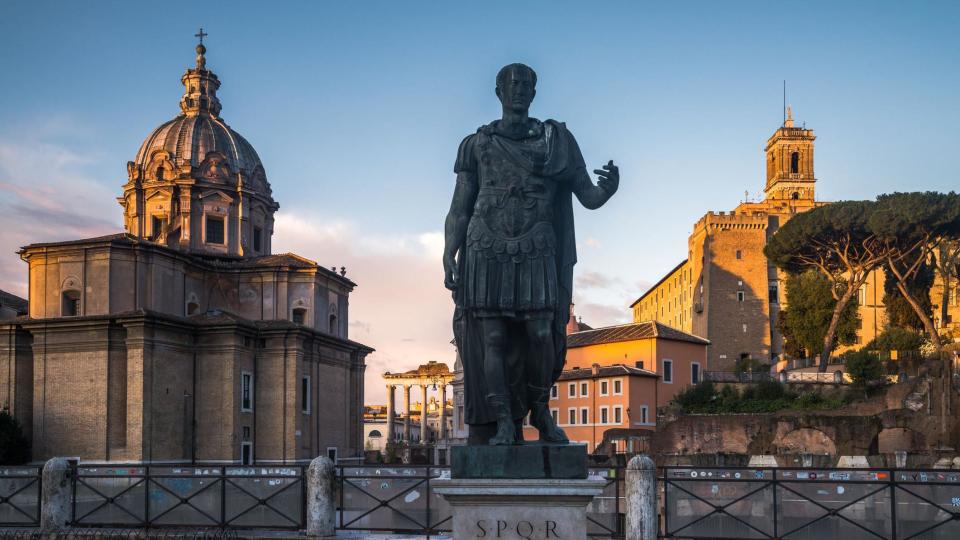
[336,465,451,535]
[587,466,625,538]
[334,465,626,538]
[660,466,960,539]
[70,464,305,529]
[0,466,41,527]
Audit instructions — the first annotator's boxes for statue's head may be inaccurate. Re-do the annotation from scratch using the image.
[495,63,537,113]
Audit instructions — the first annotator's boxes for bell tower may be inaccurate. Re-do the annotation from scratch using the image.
[763,107,816,202]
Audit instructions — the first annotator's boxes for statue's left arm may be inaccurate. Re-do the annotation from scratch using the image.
[572,159,619,210]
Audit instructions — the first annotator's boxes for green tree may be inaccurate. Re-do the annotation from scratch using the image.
[778,270,859,359]
[843,350,885,392]
[0,410,30,465]
[869,192,960,349]
[882,259,934,332]
[933,240,960,331]
[765,201,890,371]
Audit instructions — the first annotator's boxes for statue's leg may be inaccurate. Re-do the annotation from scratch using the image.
[524,318,569,443]
[481,317,516,445]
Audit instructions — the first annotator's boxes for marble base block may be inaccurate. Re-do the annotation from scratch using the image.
[433,477,605,540]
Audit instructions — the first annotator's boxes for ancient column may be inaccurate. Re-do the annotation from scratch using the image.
[403,384,412,442]
[420,383,429,443]
[385,384,396,443]
[438,383,448,440]
[306,456,335,537]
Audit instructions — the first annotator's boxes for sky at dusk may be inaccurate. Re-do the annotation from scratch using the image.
[1,1,958,404]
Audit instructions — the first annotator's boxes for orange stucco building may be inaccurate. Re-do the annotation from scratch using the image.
[522,321,708,451]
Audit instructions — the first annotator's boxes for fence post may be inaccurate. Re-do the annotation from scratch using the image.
[306,456,336,537]
[626,454,657,540]
[40,457,71,532]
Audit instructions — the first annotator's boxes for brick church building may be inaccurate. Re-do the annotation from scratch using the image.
[0,40,372,464]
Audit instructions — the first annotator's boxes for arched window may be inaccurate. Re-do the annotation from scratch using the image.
[156,166,164,180]
[790,152,800,174]
[369,430,382,438]
[791,192,800,200]
[292,308,306,325]
[62,290,81,317]
[329,313,338,335]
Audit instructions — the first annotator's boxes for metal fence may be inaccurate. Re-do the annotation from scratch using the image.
[334,465,626,538]
[70,464,305,529]
[661,466,960,539]
[336,465,451,535]
[0,467,41,527]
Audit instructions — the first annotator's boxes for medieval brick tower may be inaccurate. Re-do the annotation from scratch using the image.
[631,110,884,371]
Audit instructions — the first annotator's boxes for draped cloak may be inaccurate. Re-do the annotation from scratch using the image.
[452,119,583,425]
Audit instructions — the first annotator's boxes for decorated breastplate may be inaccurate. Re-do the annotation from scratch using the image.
[467,131,558,263]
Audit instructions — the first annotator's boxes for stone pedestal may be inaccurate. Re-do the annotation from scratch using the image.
[434,477,605,539]
[435,444,604,539]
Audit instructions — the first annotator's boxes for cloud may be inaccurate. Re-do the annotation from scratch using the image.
[0,138,120,295]
[272,213,456,404]
[572,270,653,328]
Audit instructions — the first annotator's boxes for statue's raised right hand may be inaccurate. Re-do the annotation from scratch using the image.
[443,253,457,291]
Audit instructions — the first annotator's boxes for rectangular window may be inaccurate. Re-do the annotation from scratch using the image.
[568,383,576,398]
[737,291,745,303]
[580,382,588,397]
[241,442,253,465]
[613,379,623,395]
[600,380,608,396]
[663,360,673,384]
[641,406,649,424]
[568,408,576,425]
[736,250,742,260]
[241,372,253,411]
[769,285,779,304]
[292,309,306,325]
[692,362,701,384]
[600,407,609,424]
[242,426,250,440]
[151,215,163,240]
[580,408,588,425]
[301,375,311,414]
[253,226,262,252]
[326,447,338,463]
[551,409,559,424]
[206,215,225,245]
[613,406,623,424]
[550,385,558,400]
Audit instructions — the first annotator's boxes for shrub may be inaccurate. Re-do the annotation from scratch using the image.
[864,327,924,352]
[755,380,787,401]
[845,350,885,388]
[0,410,30,465]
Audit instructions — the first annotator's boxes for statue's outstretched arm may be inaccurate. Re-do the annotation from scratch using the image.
[573,159,619,210]
[443,171,479,290]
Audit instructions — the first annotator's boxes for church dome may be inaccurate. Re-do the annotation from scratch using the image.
[120,35,278,259]
[133,115,264,177]
[128,39,270,194]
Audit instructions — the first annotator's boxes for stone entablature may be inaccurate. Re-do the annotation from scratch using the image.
[19,234,353,338]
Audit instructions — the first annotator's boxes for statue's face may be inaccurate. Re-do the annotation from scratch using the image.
[496,68,536,113]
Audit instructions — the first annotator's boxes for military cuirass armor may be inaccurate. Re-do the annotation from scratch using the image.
[458,123,562,316]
